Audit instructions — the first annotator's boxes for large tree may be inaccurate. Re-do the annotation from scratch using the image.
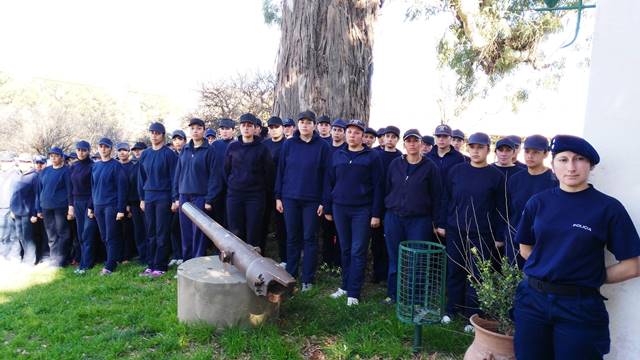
[271,0,380,123]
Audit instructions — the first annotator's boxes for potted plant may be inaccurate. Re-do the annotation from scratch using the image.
[463,247,522,360]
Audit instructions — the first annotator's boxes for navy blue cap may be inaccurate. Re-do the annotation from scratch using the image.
[402,129,421,140]
[452,129,465,140]
[239,113,260,125]
[507,135,522,147]
[495,138,516,150]
[550,135,600,165]
[172,130,186,140]
[332,118,347,129]
[422,135,435,146]
[131,142,147,150]
[68,152,78,159]
[297,110,316,123]
[148,122,166,134]
[218,118,235,129]
[346,119,365,132]
[523,135,549,151]
[317,115,331,124]
[98,138,113,148]
[34,155,46,164]
[364,127,378,136]
[377,128,386,137]
[267,116,283,126]
[75,140,91,151]
[434,124,452,136]
[384,126,401,137]
[205,129,216,138]
[189,118,205,127]
[116,142,130,151]
[468,132,491,146]
[282,118,295,127]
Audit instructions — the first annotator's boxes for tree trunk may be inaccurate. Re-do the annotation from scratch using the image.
[273,0,379,124]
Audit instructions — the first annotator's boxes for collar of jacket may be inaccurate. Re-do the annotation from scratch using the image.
[183,139,210,150]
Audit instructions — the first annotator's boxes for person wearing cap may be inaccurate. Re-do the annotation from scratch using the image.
[513,135,640,360]
[87,137,127,275]
[506,135,526,169]
[330,119,347,150]
[205,129,216,145]
[325,119,384,306]
[222,113,275,249]
[437,132,506,330]
[376,128,386,150]
[504,135,557,268]
[33,156,46,171]
[36,147,72,267]
[381,129,442,304]
[173,118,217,261]
[451,129,465,152]
[317,115,332,143]
[68,140,99,273]
[209,118,236,229]
[0,152,19,261]
[282,118,296,139]
[363,127,378,148]
[262,116,287,258]
[8,153,39,264]
[492,137,524,180]
[370,125,403,284]
[31,155,47,260]
[275,111,331,290]
[131,142,147,161]
[138,122,178,277]
[115,142,139,263]
[421,135,434,155]
[171,130,186,154]
[125,142,147,265]
[426,124,466,197]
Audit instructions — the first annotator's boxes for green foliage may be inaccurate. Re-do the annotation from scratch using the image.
[468,248,523,336]
[262,0,282,26]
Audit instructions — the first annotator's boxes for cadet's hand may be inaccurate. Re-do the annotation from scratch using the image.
[87,209,94,219]
[116,212,125,221]
[276,199,284,213]
[436,228,446,238]
[324,214,333,222]
[139,201,145,212]
[37,212,43,219]
[316,205,323,217]
[205,203,212,211]
[30,216,38,224]
[9,212,15,220]
[171,201,180,213]
[370,217,381,228]
[68,205,74,218]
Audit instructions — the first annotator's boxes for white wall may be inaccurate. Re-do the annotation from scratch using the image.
[582,1,640,358]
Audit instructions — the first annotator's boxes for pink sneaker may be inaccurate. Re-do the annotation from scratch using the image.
[149,270,166,278]
[139,268,153,277]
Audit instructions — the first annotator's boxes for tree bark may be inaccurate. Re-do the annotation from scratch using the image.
[273,0,379,123]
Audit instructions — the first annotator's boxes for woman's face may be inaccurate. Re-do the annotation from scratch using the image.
[345,126,363,147]
[49,154,63,166]
[190,125,205,141]
[468,144,489,164]
[495,146,514,166]
[404,137,421,156]
[297,119,314,137]
[76,148,89,161]
[524,148,547,168]
[240,122,255,137]
[98,144,112,159]
[552,151,591,188]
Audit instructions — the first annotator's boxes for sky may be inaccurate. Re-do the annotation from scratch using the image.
[0,0,595,136]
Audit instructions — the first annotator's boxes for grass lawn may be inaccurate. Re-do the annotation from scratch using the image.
[0,261,472,359]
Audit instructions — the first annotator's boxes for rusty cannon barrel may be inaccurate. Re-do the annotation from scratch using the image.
[181,202,296,303]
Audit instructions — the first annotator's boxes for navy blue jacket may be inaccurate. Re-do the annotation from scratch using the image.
[517,186,640,288]
[224,136,275,194]
[507,169,558,232]
[426,145,466,185]
[321,135,332,144]
[263,137,286,173]
[90,159,128,213]
[377,148,403,175]
[69,157,93,204]
[10,169,38,217]
[137,145,178,202]
[440,162,506,237]
[385,156,442,217]
[173,139,216,203]
[325,146,384,217]
[121,161,140,202]
[491,164,524,181]
[275,131,331,202]
[37,165,71,211]
[210,138,234,201]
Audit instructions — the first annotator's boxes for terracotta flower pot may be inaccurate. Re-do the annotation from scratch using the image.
[463,314,515,360]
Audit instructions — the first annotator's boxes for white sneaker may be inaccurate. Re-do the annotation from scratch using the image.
[175,259,184,266]
[168,259,177,266]
[301,283,313,292]
[330,288,347,299]
[441,315,452,324]
[464,324,475,333]
[278,262,286,268]
[347,297,359,306]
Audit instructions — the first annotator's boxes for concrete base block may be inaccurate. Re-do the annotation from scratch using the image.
[177,256,280,329]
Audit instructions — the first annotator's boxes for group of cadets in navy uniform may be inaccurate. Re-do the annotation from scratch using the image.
[2,111,639,357]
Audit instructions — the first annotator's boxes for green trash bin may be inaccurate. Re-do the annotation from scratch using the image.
[396,241,447,353]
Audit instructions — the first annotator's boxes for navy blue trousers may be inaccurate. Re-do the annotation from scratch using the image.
[283,198,320,283]
[179,194,207,260]
[384,212,432,300]
[370,224,387,283]
[94,205,122,272]
[42,208,71,267]
[226,191,265,248]
[74,200,98,270]
[514,280,610,359]
[129,202,147,264]
[333,204,371,299]
[320,216,341,267]
[170,212,181,260]
[14,215,36,264]
[143,200,171,271]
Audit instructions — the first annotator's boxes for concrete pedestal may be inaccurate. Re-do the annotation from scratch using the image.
[177,256,280,329]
